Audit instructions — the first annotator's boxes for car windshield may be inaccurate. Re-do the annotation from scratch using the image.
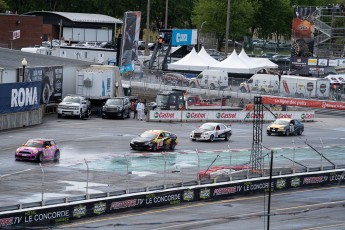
[140,132,158,139]
[25,140,45,148]
[273,119,289,125]
[63,96,81,103]
[106,99,122,105]
[156,94,169,107]
[199,123,215,131]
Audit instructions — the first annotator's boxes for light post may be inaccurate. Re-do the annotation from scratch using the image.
[225,0,231,56]
[21,58,27,82]
[165,0,169,29]
[198,21,207,52]
[144,0,151,56]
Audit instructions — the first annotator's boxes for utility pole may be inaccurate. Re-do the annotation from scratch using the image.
[225,0,230,56]
[145,0,151,56]
[165,0,169,29]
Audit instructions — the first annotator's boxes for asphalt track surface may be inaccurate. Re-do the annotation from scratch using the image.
[0,113,345,229]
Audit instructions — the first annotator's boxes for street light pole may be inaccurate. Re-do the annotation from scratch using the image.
[21,58,27,82]
[225,0,231,56]
[145,0,151,56]
[165,0,169,29]
[198,21,207,52]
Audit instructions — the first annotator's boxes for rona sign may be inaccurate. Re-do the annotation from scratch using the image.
[0,82,42,114]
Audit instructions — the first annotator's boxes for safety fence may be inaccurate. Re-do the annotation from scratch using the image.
[0,142,344,213]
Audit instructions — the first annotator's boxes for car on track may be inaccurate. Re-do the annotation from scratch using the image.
[161,72,190,87]
[190,122,232,142]
[130,130,178,151]
[15,138,60,162]
[266,118,304,136]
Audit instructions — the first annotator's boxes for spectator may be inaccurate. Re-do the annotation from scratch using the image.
[136,100,145,121]
[239,99,244,108]
[158,35,163,50]
[133,101,138,119]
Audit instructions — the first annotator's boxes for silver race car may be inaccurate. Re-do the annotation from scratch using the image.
[190,122,232,142]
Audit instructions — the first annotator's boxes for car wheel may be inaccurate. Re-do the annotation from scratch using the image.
[102,115,106,119]
[37,153,43,163]
[54,150,60,162]
[210,84,215,90]
[191,139,196,141]
[86,108,91,118]
[122,111,126,119]
[170,142,176,150]
[225,133,230,141]
[57,113,62,118]
[152,143,157,152]
[298,129,302,135]
[209,135,215,142]
[285,129,290,136]
[267,132,271,136]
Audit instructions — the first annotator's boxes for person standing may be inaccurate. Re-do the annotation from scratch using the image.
[133,100,138,119]
[136,100,145,121]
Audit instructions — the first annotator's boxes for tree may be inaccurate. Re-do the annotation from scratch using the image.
[0,0,8,12]
[192,0,254,50]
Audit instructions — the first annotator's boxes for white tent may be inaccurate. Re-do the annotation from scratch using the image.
[251,57,278,69]
[167,47,209,71]
[197,47,219,66]
[238,49,262,72]
[210,50,255,74]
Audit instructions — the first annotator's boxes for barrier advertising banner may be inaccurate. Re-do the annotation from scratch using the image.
[262,96,345,110]
[0,82,42,114]
[0,170,343,228]
[148,110,315,122]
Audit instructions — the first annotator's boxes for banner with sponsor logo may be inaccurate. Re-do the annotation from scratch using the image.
[0,170,343,228]
[0,82,42,114]
[148,110,315,122]
[262,96,345,110]
[19,66,63,104]
[171,29,197,46]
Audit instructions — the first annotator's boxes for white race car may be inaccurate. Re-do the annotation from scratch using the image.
[190,122,232,142]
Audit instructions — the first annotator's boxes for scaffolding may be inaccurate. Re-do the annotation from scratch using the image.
[314,6,345,58]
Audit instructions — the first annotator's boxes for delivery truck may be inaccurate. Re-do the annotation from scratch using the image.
[75,65,124,110]
[240,74,279,93]
[280,75,330,99]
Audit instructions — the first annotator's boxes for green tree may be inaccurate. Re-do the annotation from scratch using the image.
[0,0,8,12]
[192,0,254,50]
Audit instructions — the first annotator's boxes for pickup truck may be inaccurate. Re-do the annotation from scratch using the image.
[57,95,91,119]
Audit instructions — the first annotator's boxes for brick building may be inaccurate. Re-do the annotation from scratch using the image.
[0,13,43,49]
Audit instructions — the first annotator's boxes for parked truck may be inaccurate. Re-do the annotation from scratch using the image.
[75,65,124,111]
[146,89,233,113]
[240,74,279,93]
[280,75,330,99]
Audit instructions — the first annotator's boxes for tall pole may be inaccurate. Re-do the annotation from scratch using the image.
[225,0,230,56]
[165,0,169,29]
[267,149,274,230]
[198,21,207,52]
[145,0,151,56]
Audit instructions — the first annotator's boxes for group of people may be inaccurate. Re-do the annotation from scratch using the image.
[131,100,145,120]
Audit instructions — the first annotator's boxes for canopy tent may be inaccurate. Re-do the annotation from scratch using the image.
[167,47,209,71]
[210,50,256,74]
[197,47,219,66]
[238,49,262,72]
[251,57,278,69]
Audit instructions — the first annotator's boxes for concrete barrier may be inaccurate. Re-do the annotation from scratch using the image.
[0,108,42,131]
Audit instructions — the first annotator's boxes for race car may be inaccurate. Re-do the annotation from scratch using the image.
[190,122,232,142]
[15,138,60,162]
[130,130,178,151]
[267,118,304,136]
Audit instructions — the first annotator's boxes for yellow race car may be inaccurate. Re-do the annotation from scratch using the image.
[267,118,304,136]
[130,130,178,151]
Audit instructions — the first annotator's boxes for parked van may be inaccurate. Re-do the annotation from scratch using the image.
[240,74,279,93]
[190,70,228,90]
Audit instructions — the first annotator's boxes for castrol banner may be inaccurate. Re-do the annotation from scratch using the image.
[148,111,181,121]
[262,96,345,110]
[148,110,315,122]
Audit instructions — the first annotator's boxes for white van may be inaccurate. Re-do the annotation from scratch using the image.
[240,74,279,93]
[190,70,228,90]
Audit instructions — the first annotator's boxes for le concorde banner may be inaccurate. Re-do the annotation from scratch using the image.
[0,81,42,114]
[0,170,344,228]
[262,96,345,110]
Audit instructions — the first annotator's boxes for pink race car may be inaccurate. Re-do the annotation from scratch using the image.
[15,138,60,162]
